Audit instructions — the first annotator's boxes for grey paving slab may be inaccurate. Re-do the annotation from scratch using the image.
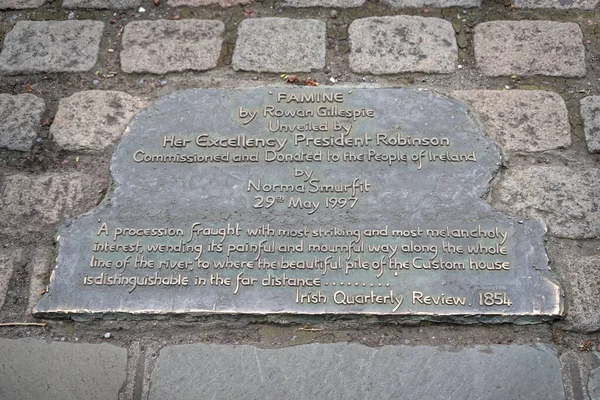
[0,249,21,311]
[0,338,126,400]
[149,342,564,400]
[561,351,600,400]
[121,19,224,74]
[167,0,250,5]
[452,90,571,153]
[492,166,600,239]
[349,16,457,74]
[283,0,365,6]
[0,94,45,152]
[51,90,149,152]
[63,0,142,8]
[0,21,104,75]
[474,21,585,77]
[0,172,103,235]
[0,0,45,9]
[515,0,599,9]
[581,96,600,154]
[233,18,325,73]
[382,0,481,7]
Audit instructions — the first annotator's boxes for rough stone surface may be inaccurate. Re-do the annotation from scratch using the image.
[0,0,45,8]
[51,91,149,152]
[63,0,141,8]
[0,338,127,400]
[349,16,457,74]
[149,343,564,400]
[35,88,561,321]
[552,250,600,332]
[382,0,480,7]
[474,21,585,77]
[515,0,599,9]
[560,351,600,400]
[232,18,325,72]
[492,166,600,239]
[120,20,224,74]
[0,173,103,235]
[452,90,571,153]
[167,0,250,5]
[283,0,365,6]
[581,96,600,154]
[0,21,104,75]
[0,249,21,311]
[26,247,53,314]
[0,94,45,152]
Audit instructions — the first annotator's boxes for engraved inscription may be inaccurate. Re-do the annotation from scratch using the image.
[35,88,562,320]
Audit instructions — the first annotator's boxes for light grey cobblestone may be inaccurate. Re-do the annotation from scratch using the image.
[492,166,600,239]
[283,0,365,6]
[0,338,127,400]
[27,246,53,314]
[452,90,571,153]
[0,94,45,152]
[514,0,599,9]
[233,18,326,73]
[63,0,142,9]
[0,249,21,311]
[581,96,600,154]
[474,21,585,77]
[0,21,104,75]
[382,0,481,7]
[0,173,103,235]
[149,343,564,400]
[51,90,149,152]
[553,250,600,333]
[349,16,457,74]
[167,0,250,5]
[121,20,224,74]
[0,0,45,9]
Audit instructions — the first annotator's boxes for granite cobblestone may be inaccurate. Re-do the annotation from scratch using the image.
[0,21,104,75]
[349,16,457,74]
[474,21,585,77]
[0,93,45,152]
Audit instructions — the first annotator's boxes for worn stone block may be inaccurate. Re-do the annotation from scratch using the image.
[51,91,149,152]
[167,0,250,5]
[121,20,224,74]
[0,338,126,400]
[349,16,457,74]
[0,249,22,311]
[581,96,600,154]
[0,21,104,75]
[63,0,142,8]
[283,0,365,6]
[492,166,600,239]
[515,0,599,9]
[382,0,480,7]
[149,343,564,400]
[552,247,600,332]
[0,0,45,9]
[452,90,571,152]
[0,94,45,152]
[0,173,103,235]
[232,18,325,73]
[561,351,600,400]
[26,247,53,314]
[474,21,585,77]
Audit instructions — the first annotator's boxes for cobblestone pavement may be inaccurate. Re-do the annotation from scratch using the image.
[1,1,600,399]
